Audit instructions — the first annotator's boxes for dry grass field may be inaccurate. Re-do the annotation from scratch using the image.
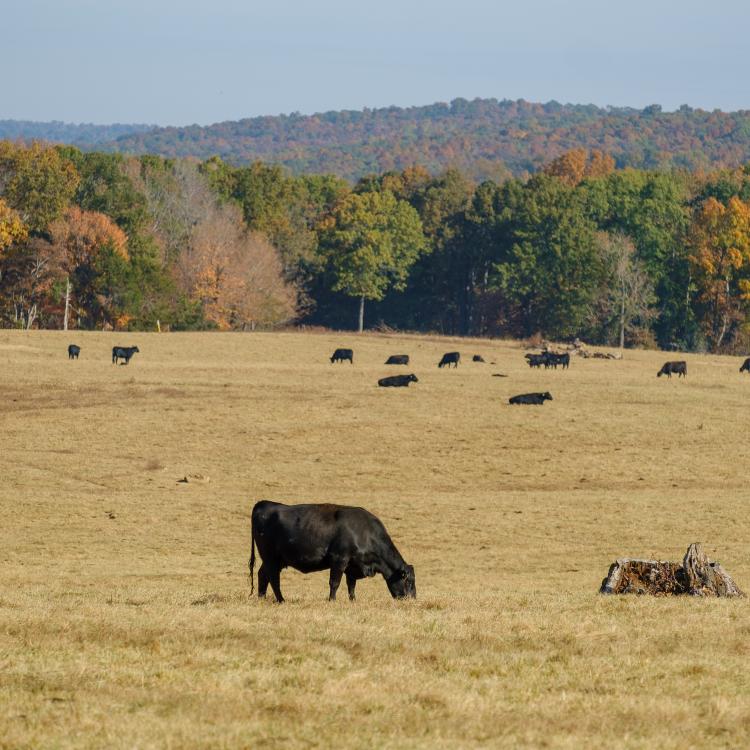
[1,330,749,749]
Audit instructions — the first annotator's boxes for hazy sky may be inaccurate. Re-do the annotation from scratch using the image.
[4,0,749,125]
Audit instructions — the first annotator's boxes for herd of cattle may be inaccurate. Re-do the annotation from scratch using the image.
[55,338,750,602]
[331,345,565,406]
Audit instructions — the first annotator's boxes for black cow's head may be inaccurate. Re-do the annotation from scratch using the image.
[542,392,553,401]
[387,565,416,599]
[409,374,419,383]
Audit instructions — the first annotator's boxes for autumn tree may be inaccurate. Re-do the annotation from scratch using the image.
[176,200,297,329]
[0,198,27,253]
[49,207,129,329]
[318,190,426,331]
[592,232,656,347]
[543,149,615,186]
[0,238,63,329]
[689,196,750,350]
[0,142,79,232]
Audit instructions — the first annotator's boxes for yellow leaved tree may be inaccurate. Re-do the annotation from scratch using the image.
[689,196,750,350]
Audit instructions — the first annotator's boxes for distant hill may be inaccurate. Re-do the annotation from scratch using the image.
[7,99,750,181]
[103,99,750,181]
[0,120,155,146]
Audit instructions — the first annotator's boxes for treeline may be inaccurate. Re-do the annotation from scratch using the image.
[3,140,750,352]
[104,99,750,182]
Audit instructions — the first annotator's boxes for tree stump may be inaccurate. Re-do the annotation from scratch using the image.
[600,543,743,597]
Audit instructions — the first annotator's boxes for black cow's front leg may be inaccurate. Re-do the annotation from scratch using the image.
[346,572,357,601]
[329,567,345,601]
[257,564,270,598]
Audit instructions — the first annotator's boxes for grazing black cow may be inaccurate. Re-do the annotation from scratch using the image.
[472,355,485,362]
[112,346,139,365]
[740,358,750,373]
[67,344,80,360]
[438,351,460,368]
[526,354,548,369]
[330,348,354,364]
[249,500,416,602]
[378,374,418,388]
[509,391,553,405]
[385,354,409,365]
[657,361,687,378]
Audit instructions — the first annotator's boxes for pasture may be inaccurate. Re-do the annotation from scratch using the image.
[1,330,749,749]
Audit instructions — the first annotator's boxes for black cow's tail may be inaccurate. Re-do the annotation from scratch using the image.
[248,513,256,595]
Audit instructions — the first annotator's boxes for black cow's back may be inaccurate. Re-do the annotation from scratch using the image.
[438,352,460,368]
[252,500,389,573]
[385,354,409,365]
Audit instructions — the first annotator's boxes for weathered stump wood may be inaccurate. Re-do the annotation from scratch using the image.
[600,543,743,597]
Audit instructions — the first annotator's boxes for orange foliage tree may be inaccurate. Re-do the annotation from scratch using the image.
[689,196,750,350]
[49,207,128,329]
[176,200,297,330]
[543,149,615,186]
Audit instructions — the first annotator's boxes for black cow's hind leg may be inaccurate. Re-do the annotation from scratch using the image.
[257,564,270,598]
[346,572,357,601]
[268,567,284,603]
[329,567,345,601]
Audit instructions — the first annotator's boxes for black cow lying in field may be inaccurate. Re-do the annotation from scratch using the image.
[378,374,418,387]
[67,344,80,360]
[249,500,416,602]
[112,346,139,365]
[438,351,460,368]
[657,361,687,378]
[385,354,409,365]
[740,358,750,373]
[509,392,553,405]
[330,348,353,364]
[473,355,485,362]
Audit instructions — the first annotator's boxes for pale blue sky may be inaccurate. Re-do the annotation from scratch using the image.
[4,0,749,125]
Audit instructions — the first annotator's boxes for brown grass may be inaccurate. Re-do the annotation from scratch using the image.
[1,330,749,749]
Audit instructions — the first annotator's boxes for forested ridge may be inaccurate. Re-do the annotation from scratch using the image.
[3,139,750,354]
[7,99,750,182]
[103,99,750,181]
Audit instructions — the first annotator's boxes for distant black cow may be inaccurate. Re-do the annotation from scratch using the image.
[249,500,416,602]
[740,358,750,373]
[546,352,570,369]
[330,348,353,364]
[657,361,687,378]
[472,355,485,362]
[67,344,80,360]
[385,354,409,365]
[438,351,460,368]
[509,391,553,405]
[378,374,418,388]
[526,354,548,368]
[112,346,139,365]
